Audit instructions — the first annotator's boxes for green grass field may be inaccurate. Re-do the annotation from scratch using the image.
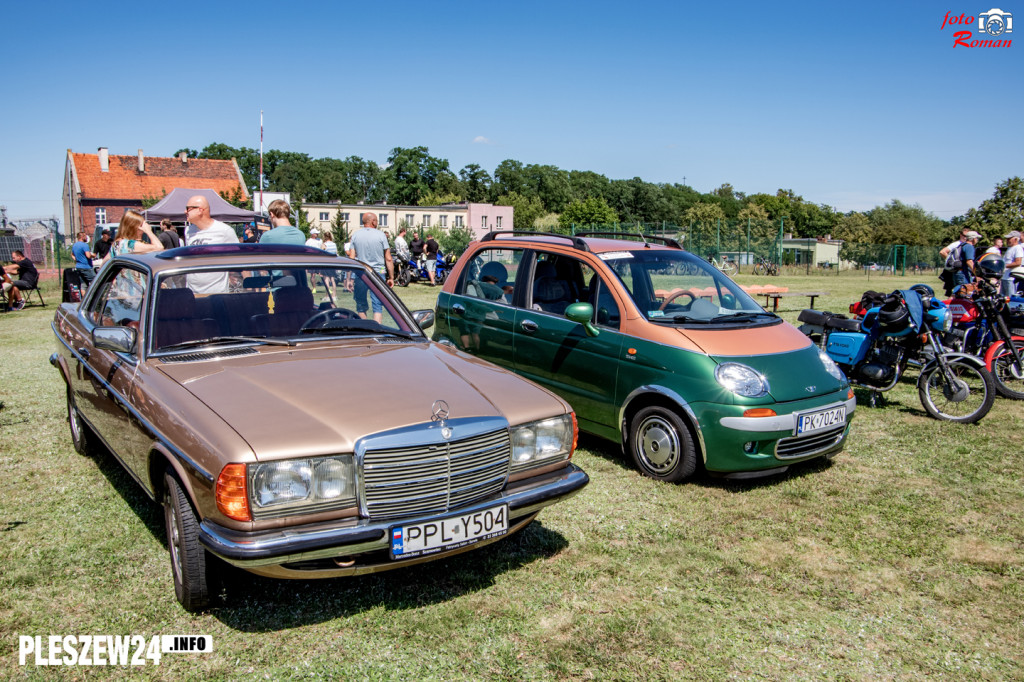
[2,272,1022,680]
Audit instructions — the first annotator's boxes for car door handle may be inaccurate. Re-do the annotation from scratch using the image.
[520,319,538,334]
[452,303,466,316]
[77,347,91,360]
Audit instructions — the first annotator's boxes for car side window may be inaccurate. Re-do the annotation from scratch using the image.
[528,252,590,316]
[584,265,621,330]
[86,266,148,330]
[458,248,523,304]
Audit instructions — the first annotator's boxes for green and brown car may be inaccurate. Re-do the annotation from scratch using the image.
[51,244,587,611]
[434,232,855,481]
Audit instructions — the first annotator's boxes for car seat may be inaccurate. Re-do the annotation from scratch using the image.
[250,287,316,336]
[155,288,217,349]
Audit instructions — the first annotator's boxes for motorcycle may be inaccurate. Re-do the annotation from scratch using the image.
[394,251,450,287]
[798,287,995,423]
[942,258,1024,399]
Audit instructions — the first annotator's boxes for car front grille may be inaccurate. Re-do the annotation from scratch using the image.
[775,424,847,460]
[361,427,511,519]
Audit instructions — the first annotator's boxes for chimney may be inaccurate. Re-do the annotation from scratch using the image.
[137,149,145,173]
[98,147,109,172]
[179,152,188,163]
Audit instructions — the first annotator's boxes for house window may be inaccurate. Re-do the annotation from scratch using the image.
[454,215,463,228]
[405,214,414,226]
[496,216,502,228]
[379,214,388,227]
[340,212,350,227]
[481,215,488,228]
[439,215,447,228]
[423,215,431,228]
[319,212,330,221]
[95,207,106,225]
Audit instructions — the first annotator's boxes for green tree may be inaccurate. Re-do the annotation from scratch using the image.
[419,191,462,207]
[684,202,726,225]
[459,164,492,202]
[961,177,1024,242]
[383,146,452,205]
[558,196,618,232]
[833,212,872,244]
[867,200,945,246]
[331,209,351,245]
[436,225,476,258]
[491,159,528,199]
[495,192,544,230]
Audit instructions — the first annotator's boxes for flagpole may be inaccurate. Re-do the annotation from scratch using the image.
[259,110,264,213]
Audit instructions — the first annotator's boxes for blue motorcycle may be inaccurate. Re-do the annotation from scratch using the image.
[394,251,450,287]
[799,288,995,423]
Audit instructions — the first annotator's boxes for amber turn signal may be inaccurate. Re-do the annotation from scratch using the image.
[216,463,251,521]
[848,389,855,400]
[570,412,578,457]
[742,408,777,418]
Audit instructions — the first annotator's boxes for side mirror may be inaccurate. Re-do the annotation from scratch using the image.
[565,302,599,337]
[93,326,137,354]
[412,309,435,330]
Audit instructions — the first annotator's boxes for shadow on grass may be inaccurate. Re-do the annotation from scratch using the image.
[88,438,570,631]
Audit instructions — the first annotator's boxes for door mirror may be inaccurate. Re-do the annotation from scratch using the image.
[93,326,137,354]
[565,302,599,337]
[412,309,435,330]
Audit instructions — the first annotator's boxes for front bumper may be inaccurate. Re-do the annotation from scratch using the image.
[702,394,856,476]
[198,463,588,577]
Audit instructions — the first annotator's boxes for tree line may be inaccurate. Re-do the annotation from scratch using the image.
[178,144,1023,248]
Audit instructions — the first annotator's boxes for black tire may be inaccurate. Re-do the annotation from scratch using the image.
[628,406,698,482]
[436,269,447,285]
[769,264,779,276]
[753,264,767,276]
[163,471,218,612]
[917,358,995,424]
[66,386,98,456]
[396,268,410,287]
[990,340,1024,400]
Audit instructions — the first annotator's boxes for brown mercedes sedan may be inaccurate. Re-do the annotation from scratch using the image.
[51,244,588,611]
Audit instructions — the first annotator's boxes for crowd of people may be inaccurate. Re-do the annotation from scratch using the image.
[939,227,1023,297]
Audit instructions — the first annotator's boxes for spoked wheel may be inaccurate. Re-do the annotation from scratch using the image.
[990,340,1024,399]
[769,264,779,276]
[628,407,697,482]
[66,386,98,456]
[720,261,737,277]
[917,358,995,423]
[396,268,410,287]
[752,264,767,276]
[163,471,220,612]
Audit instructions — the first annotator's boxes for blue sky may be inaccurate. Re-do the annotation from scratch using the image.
[3,0,1021,223]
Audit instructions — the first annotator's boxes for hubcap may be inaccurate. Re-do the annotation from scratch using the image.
[637,416,679,473]
[166,495,183,584]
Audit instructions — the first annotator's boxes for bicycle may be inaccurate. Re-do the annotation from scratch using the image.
[706,254,737,277]
[752,255,778,276]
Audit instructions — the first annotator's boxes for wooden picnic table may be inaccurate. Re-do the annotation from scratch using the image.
[763,291,828,312]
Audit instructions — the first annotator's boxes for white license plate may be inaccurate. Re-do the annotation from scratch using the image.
[796,406,847,435]
[390,504,509,560]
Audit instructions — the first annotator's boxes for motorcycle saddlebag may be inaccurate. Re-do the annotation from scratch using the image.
[826,332,872,366]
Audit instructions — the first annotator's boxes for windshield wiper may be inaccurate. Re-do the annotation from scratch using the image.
[300,322,418,339]
[651,312,777,325]
[159,335,296,351]
[715,312,778,321]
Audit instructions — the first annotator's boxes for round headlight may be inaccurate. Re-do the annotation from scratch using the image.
[942,308,953,332]
[715,362,769,398]
[818,348,845,382]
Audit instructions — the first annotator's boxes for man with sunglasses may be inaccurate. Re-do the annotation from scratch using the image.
[183,195,239,293]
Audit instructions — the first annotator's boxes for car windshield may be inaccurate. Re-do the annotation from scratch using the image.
[599,250,776,325]
[151,265,415,352]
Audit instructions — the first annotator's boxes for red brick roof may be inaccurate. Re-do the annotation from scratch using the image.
[71,152,248,201]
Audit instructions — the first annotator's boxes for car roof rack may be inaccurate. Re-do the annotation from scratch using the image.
[480,230,591,252]
[155,244,327,260]
[573,231,683,250]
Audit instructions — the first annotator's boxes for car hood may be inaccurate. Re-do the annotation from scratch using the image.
[155,341,567,460]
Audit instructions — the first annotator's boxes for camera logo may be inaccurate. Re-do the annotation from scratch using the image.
[979,8,1013,35]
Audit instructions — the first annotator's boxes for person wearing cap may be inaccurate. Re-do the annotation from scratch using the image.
[1002,230,1023,296]
[940,229,981,294]
[94,229,112,263]
[305,226,324,250]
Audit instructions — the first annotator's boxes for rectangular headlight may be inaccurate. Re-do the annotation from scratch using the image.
[249,455,357,519]
[509,415,575,472]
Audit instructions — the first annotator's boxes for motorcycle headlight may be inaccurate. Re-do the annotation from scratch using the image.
[818,348,845,382]
[509,414,575,472]
[715,362,769,398]
[249,455,357,519]
[942,308,953,332]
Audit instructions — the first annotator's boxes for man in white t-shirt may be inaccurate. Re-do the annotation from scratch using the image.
[1002,230,1023,296]
[305,227,324,250]
[184,195,239,293]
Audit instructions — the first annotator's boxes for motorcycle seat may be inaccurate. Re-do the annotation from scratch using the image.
[797,309,862,331]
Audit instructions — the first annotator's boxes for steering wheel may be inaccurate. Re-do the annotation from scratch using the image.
[659,290,696,311]
[300,308,361,331]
